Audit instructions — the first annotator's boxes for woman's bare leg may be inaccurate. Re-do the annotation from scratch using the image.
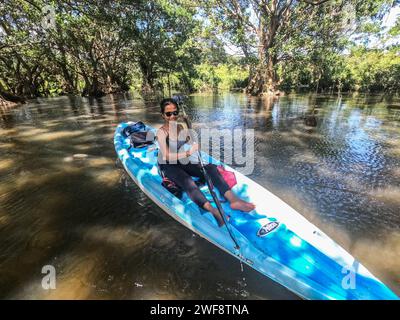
[203,202,227,227]
[223,190,256,212]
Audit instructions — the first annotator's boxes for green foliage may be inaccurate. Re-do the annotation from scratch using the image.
[0,0,202,98]
[388,17,400,36]
[0,0,399,101]
[346,48,400,92]
[190,61,248,92]
[192,63,220,92]
[279,46,400,93]
[214,63,248,90]
[200,0,399,95]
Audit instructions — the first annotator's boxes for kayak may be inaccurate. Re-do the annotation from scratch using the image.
[114,122,399,300]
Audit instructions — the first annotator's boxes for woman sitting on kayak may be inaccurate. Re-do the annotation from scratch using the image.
[156,98,255,227]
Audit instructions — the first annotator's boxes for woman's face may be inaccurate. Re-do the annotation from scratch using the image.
[162,103,179,122]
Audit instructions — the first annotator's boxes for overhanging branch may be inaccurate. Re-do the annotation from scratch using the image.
[301,0,331,5]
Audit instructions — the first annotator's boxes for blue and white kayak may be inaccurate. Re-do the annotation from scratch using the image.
[114,122,398,300]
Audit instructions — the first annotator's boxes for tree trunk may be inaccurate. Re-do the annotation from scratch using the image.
[60,64,77,94]
[264,54,278,94]
[54,23,78,94]
[246,13,280,96]
[86,77,106,97]
[91,77,102,97]
[139,61,156,96]
[246,55,278,96]
[0,91,25,105]
[141,76,153,95]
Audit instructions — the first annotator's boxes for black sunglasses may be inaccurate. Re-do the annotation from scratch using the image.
[164,110,179,117]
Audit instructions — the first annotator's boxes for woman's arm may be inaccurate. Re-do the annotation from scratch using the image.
[178,124,192,143]
[157,128,195,162]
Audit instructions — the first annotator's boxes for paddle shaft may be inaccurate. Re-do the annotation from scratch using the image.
[177,100,240,250]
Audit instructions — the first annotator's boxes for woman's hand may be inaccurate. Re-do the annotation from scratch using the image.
[189,143,199,155]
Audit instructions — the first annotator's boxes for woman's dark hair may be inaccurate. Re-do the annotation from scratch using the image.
[160,98,179,114]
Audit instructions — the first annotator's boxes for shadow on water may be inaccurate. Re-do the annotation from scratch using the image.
[0,92,399,299]
[0,95,298,299]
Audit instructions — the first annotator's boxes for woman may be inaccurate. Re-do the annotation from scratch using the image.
[156,98,255,227]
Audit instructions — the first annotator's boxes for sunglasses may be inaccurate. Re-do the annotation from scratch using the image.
[164,110,179,117]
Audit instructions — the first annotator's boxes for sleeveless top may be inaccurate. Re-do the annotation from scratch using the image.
[157,127,188,165]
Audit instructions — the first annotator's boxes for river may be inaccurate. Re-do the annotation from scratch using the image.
[0,92,399,299]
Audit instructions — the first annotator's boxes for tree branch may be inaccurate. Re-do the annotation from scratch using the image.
[224,0,258,34]
[301,0,331,5]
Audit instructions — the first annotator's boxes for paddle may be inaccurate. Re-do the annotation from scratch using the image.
[173,95,240,250]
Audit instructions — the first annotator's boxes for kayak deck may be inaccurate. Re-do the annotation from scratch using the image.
[114,122,399,300]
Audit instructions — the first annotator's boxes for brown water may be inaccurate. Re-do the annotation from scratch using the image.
[0,93,399,299]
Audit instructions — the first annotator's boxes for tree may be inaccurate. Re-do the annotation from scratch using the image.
[0,0,201,98]
[122,0,201,95]
[202,0,398,95]
[0,0,55,98]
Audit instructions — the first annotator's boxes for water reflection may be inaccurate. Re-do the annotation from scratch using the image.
[0,93,399,299]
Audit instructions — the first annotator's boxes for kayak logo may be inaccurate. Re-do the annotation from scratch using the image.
[257,221,279,237]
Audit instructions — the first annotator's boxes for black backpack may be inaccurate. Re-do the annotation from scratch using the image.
[123,121,154,149]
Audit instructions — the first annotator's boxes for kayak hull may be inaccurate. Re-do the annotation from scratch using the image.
[114,122,398,300]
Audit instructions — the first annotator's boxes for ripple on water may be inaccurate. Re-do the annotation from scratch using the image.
[1,93,399,299]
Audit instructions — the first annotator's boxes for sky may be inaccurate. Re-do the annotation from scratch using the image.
[382,5,400,28]
[361,5,400,48]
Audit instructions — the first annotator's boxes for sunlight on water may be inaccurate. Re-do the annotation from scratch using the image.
[0,93,399,299]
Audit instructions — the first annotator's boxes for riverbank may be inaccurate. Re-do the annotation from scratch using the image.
[0,97,18,108]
